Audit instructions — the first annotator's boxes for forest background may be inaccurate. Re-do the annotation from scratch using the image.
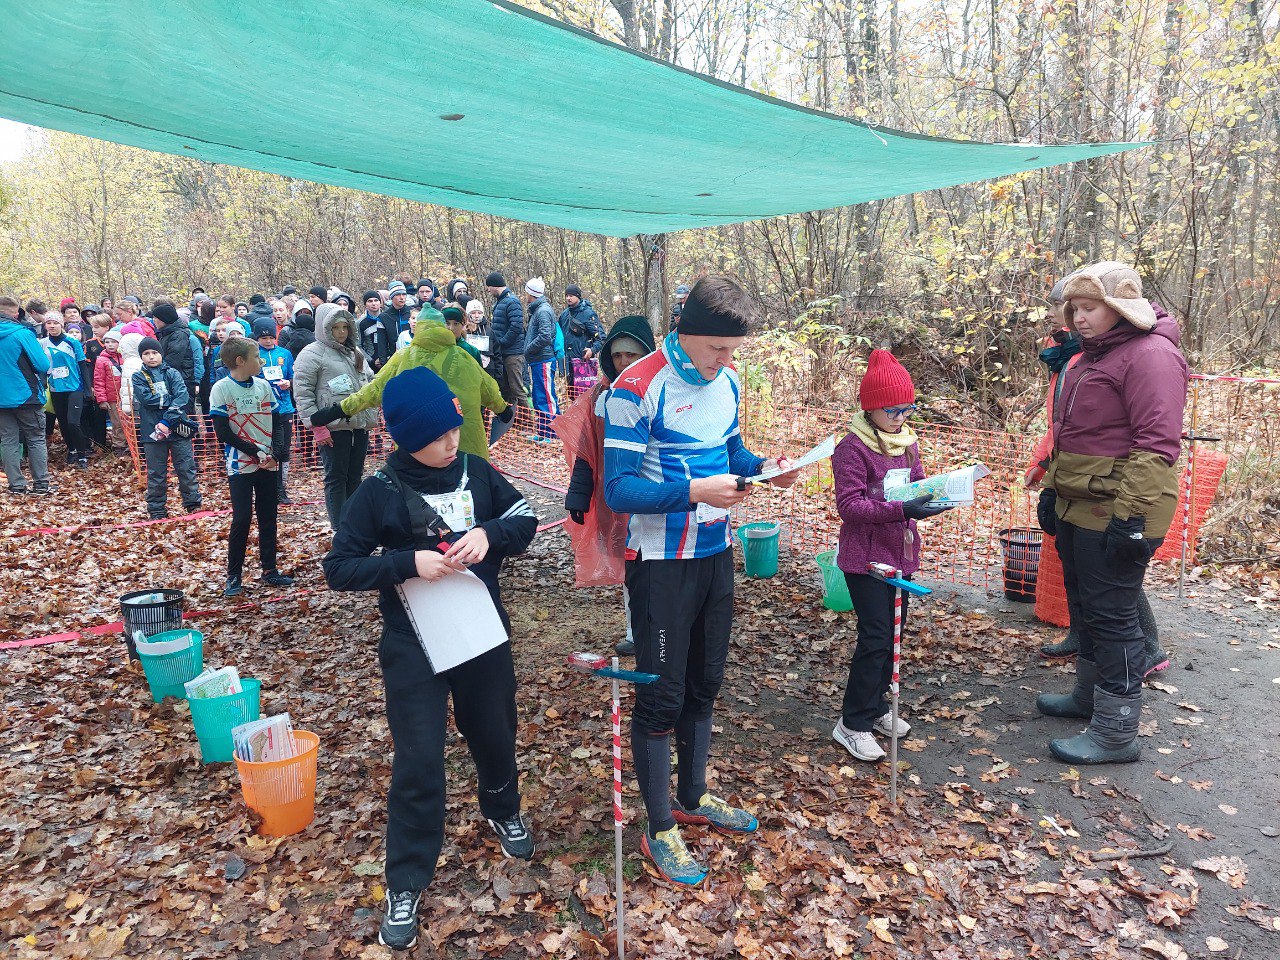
[0,0,1276,417]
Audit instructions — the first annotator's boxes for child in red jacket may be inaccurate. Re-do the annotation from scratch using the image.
[93,328,125,452]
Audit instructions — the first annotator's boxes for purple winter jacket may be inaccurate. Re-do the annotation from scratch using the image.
[832,431,926,577]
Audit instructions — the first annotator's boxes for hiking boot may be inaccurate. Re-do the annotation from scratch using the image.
[1037,658,1099,719]
[31,481,50,496]
[377,889,421,950]
[833,719,885,762]
[640,825,708,887]
[262,570,295,588]
[487,813,534,860]
[615,639,636,657]
[1041,630,1081,658]
[873,711,911,737]
[673,793,759,836]
[1138,593,1169,676]
[1144,646,1171,678]
[1049,689,1142,765]
[74,457,89,471]
[224,575,243,598]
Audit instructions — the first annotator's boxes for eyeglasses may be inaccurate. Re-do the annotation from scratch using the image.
[882,405,917,419]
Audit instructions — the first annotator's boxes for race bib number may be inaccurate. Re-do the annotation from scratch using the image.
[883,468,911,499]
[51,365,70,380]
[262,365,284,382]
[326,373,355,394]
[422,490,476,534]
[695,503,730,524]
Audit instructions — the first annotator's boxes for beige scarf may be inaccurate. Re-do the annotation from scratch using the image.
[848,410,917,458]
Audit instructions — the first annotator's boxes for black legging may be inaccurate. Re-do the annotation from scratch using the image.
[48,391,88,458]
[227,469,278,575]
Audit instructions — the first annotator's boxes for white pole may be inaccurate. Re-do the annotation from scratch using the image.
[890,572,903,808]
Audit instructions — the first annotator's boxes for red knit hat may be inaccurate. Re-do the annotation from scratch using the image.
[59,297,78,311]
[859,349,915,411]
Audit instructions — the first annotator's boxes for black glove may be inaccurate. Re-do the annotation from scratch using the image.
[901,495,950,521]
[1037,488,1058,536]
[497,405,515,424]
[309,404,346,427]
[565,457,595,524]
[1103,515,1153,565]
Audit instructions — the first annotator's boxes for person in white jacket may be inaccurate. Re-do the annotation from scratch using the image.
[117,333,144,416]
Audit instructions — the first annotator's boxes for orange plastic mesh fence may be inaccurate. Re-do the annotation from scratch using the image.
[117,374,1257,598]
[1034,533,1071,628]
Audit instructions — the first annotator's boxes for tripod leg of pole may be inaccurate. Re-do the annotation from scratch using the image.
[612,657,625,960]
[890,578,902,807]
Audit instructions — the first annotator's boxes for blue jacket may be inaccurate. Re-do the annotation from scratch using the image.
[524,296,557,364]
[257,344,296,414]
[132,363,191,441]
[0,318,50,408]
[559,299,605,359]
[40,335,86,393]
[490,289,525,358]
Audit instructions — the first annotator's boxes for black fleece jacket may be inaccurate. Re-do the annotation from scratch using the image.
[322,448,538,634]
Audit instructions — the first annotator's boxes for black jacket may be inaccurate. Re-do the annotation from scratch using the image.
[156,316,196,386]
[279,315,316,359]
[322,448,538,637]
[490,290,525,358]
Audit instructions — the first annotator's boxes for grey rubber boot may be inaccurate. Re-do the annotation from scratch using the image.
[1041,629,1081,658]
[1036,657,1098,718]
[1138,591,1169,676]
[1049,688,1142,764]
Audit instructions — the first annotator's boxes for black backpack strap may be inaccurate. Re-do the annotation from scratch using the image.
[377,460,454,548]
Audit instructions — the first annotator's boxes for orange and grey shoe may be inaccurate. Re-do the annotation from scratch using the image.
[672,793,759,836]
[640,825,708,887]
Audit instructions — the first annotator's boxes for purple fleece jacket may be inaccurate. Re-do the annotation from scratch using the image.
[832,430,926,576]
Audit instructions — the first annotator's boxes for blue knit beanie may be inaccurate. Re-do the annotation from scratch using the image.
[251,318,277,340]
[382,367,464,452]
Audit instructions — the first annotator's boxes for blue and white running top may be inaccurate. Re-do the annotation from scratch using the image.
[603,340,764,560]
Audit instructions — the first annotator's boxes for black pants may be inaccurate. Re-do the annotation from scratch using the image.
[227,470,279,575]
[1056,520,1162,697]
[318,429,368,530]
[49,391,88,458]
[381,629,520,892]
[841,573,911,731]
[271,415,293,464]
[627,550,735,734]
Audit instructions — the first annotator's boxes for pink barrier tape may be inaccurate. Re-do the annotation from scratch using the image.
[6,501,323,538]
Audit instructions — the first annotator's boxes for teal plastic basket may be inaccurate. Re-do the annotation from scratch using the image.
[815,550,853,611]
[189,679,262,763]
[737,521,782,578]
[136,629,205,702]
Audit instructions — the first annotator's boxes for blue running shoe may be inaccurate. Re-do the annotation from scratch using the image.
[673,793,759,836]
[641,825,708,887]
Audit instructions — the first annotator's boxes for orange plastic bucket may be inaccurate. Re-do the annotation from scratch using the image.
[235,730,319,837]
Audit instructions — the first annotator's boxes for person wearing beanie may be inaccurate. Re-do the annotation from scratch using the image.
[357,290,393,372]
[445,278,470,304]
[831,349,950,764]
[521,278,560,442]
[1034,261,1187,766]
[307,286,328,310]
[415,279,443,311]
[92,325,126,454]
[559,285,604,401]
[484,271,527,407]
[150,301,199,413]
[323,366,538,950]
[249,293,266,307]
[132,334,201,519]
[208,336,295,597]
[555,314,655,657]
[311,305,511,461]
[442,306,483,366]
[279,301,317,358]
[670,283,691,329]
[331,291,356,312]
[602,275,799,888]
[253,318,298,503]
[38,309,92,468]
[380,281,414,343]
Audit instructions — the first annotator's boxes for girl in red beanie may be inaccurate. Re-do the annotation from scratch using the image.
[830,350,952,761]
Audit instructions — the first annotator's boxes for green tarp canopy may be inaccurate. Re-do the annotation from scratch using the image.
[0,0,1143,237]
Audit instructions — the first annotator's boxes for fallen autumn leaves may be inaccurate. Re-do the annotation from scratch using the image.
[0,461,1264,958]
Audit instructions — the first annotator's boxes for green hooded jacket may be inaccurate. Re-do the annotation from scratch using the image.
[339,307,508,459]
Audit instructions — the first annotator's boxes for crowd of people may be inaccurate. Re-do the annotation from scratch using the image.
[0,261,1187,951]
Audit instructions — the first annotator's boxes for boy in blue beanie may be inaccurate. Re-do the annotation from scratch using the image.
[322,367,539,951]
[253,318,297,503]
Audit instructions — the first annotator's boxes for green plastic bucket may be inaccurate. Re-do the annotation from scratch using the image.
[737,521,781,578]
[189,679,262,763]
[815,550,853,611]
[136,629,204,702]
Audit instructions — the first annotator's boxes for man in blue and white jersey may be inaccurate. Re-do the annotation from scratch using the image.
[603,275,798,888]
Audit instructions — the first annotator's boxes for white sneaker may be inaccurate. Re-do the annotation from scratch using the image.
[873,712,911,737]
[833,720,886,761]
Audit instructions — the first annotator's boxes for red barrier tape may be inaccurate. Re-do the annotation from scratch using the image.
[6,501,322,538]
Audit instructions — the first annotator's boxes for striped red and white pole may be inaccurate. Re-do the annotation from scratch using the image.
[611,656,627,960]
[890,568,903,807]
[612,679,623,824]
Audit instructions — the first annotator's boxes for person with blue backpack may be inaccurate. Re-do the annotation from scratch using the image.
[39,309,92,469]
